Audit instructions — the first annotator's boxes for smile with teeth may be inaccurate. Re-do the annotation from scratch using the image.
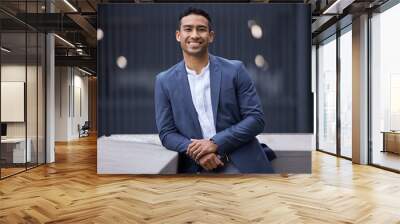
[188,41,202,47]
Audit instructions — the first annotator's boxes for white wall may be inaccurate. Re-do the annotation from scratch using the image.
[55,67,69,141]
[1,82,25,122]
[1,65,41,137]
[55,67,89,141]
[72,73,89,138]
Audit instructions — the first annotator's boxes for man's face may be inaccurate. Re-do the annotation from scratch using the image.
[176,14,215,57]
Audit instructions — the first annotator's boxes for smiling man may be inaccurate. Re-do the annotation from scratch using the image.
[154,7,274,174]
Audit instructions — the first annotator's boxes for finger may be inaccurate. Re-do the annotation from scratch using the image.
[187,141,198,152]
[186,143,192,155]
[207,159,216,170]
[195,148,209,161]
[192,147,203,160]
[193,147,205,161]
[214,156,224,167]
[189,139,200,146]
[199,157,211,170]
[200,161,210,171]
[192,143,206,159]
[208,158,218,170]
[203,155,217,170]
[188,142,201,157]
[187,142,195,151]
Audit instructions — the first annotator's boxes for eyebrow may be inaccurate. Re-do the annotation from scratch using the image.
[182,25,208,29]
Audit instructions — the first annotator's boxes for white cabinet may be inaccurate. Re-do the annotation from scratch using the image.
[1,138,32,163]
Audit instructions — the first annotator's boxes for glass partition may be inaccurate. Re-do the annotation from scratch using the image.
[26,0,43,169]
[27,30,38,169]
[317,35,337,154]
[339,28,352,158]
[1,30,28,177]
[370,3,400,171]
[0,1,46,179]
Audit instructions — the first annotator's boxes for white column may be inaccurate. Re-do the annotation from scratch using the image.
[352,14,369,164]
[46,1,55,163]
[312,45,317,150]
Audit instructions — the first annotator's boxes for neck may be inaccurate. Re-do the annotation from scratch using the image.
[183,52,209,74]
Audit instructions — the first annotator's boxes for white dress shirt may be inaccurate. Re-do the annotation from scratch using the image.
[186,62,216,139]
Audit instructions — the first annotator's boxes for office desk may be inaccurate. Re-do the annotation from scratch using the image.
[382,131,400,154]
[1,138,32,163]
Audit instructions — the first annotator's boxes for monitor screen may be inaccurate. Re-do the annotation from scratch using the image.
[1,123,6,137]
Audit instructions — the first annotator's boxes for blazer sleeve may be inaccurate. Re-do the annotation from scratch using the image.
[154,75,191,153]
[211,62,265,155]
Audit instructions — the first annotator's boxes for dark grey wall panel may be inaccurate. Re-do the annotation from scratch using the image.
[98,3,312,136]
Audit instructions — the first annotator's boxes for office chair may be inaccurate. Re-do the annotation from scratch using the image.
[79,121,90,138]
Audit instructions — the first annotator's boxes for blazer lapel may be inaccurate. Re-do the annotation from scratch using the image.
[175,61,202,136]
[209,55,221,127]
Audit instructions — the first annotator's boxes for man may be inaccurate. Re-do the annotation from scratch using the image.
[155,7,274,174]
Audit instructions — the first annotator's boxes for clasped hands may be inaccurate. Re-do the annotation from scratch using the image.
[186,139,224,171]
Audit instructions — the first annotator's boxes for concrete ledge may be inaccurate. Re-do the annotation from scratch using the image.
[272,151,312,173]
[97,136,178,174]
[97,134,312,174]
[257,134,312,173]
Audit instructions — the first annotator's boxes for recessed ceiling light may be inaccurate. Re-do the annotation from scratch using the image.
[1,47,11,53]
[97,29,104,41]
[116,56,128,69]
[251,25,263,39]
[255,54,269,71]
[54,34,75,48]
[247,20,263,39]
[322,0,354,15]
[63,0,78,12]
[78,67,92,76]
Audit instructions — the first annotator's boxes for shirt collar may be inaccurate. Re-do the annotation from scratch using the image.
[185,62,210,76]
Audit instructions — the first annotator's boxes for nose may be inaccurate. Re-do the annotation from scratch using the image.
[190,30,200,39]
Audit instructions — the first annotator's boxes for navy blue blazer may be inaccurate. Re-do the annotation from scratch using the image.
[155,55,274,173]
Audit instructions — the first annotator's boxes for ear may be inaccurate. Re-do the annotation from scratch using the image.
[176,30,181,42]
[209,30,215,43]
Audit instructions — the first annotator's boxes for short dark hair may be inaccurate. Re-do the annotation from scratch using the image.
[177,7,213,31]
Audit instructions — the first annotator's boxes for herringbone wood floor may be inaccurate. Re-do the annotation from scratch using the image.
[1,135,400,224]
